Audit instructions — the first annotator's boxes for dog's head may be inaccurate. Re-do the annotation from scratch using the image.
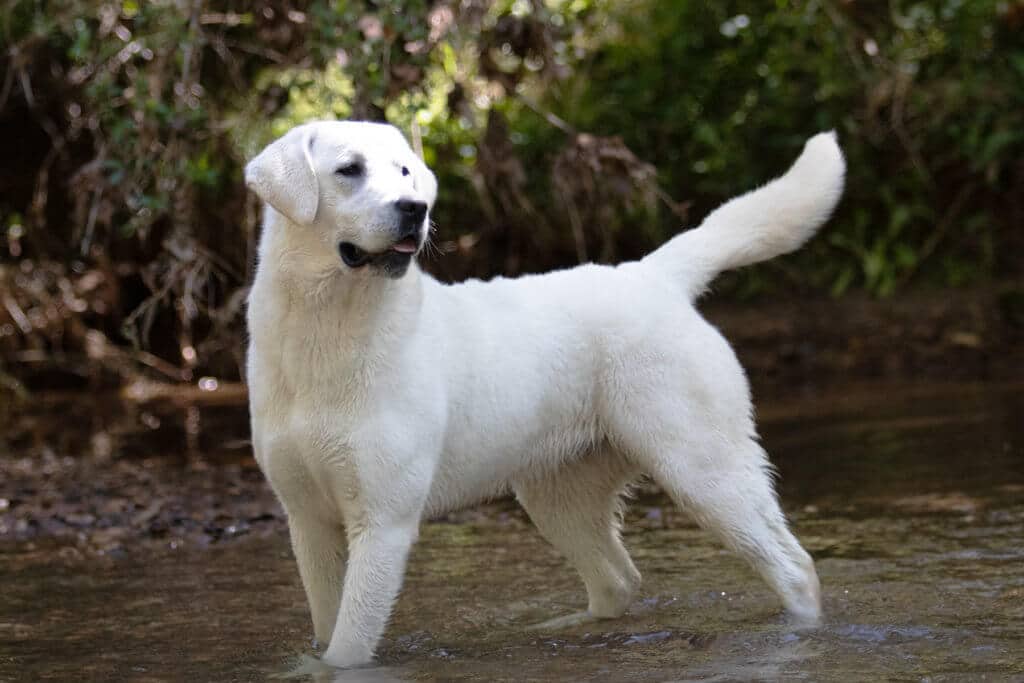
[245,121,437,279]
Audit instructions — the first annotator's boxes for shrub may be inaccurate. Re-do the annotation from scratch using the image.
[1,0,1021,383]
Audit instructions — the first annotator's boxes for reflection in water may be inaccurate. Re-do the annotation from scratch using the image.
[275,655,412,682]
[678,638,824,683]
[1,382,1022,680]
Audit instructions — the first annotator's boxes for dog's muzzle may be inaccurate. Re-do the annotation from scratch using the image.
[338,199,427,275]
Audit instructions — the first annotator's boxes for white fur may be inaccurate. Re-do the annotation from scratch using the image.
[244,121,846,669]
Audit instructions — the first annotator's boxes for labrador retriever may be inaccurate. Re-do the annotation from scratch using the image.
[244,121,845,668]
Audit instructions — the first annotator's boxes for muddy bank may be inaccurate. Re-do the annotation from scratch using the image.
[2,286,1022,556]
[3,378,1022,559]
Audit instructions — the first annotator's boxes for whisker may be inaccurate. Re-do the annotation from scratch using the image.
[421,220,443,260]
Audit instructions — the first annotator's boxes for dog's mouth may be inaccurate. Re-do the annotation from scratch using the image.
[389,236,420,254]
[339,237,420,270]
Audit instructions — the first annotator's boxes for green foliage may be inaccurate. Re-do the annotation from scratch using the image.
[1,0,1022,376]
[557,0,1024,295]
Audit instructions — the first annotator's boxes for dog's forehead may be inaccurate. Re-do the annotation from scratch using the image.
[314,121,411,160]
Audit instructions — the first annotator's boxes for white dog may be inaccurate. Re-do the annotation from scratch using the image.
[244,121,845,669]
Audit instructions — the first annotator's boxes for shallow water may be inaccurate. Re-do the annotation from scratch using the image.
[1,382,1022,681]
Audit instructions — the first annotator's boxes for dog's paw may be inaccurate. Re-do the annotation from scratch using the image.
[786,603,823,631]
[275,655,411,682]
[525,610,600,631]
[321,642,376,671]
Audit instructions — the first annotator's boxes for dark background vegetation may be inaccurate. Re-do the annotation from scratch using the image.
[2,0,1023,389]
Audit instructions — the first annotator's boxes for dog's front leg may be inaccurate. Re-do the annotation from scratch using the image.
[287,512,346,647]
[321,518,419,669]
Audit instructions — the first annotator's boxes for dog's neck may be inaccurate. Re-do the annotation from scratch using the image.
[248,211,423,360]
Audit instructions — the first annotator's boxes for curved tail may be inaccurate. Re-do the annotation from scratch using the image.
[644,132,846,299]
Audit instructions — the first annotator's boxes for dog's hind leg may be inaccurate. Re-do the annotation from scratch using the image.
[605,315,821,624]
[513,447,641,628]
[638,436,821,625]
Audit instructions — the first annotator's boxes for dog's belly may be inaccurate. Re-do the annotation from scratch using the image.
[425,420,600,516]
[424,357,604,516]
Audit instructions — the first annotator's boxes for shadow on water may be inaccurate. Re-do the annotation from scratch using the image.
[1,381,1022,680]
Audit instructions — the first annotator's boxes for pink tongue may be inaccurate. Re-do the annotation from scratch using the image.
[391,238,418,254]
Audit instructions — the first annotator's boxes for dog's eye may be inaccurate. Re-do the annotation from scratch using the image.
[401,166,410,177]
[335,162,363,178]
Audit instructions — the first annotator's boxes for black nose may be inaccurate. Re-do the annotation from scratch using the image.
[395,199,427,223]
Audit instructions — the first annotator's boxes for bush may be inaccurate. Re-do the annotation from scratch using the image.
[1,0,1021,383]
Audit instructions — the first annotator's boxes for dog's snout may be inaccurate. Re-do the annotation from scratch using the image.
[395,199,427,223]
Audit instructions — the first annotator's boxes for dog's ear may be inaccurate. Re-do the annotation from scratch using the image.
[245,125,319,225]
[409,155,438,210]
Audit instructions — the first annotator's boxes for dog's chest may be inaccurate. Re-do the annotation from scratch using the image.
[251,403,365,514]
[248,355,362,482]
